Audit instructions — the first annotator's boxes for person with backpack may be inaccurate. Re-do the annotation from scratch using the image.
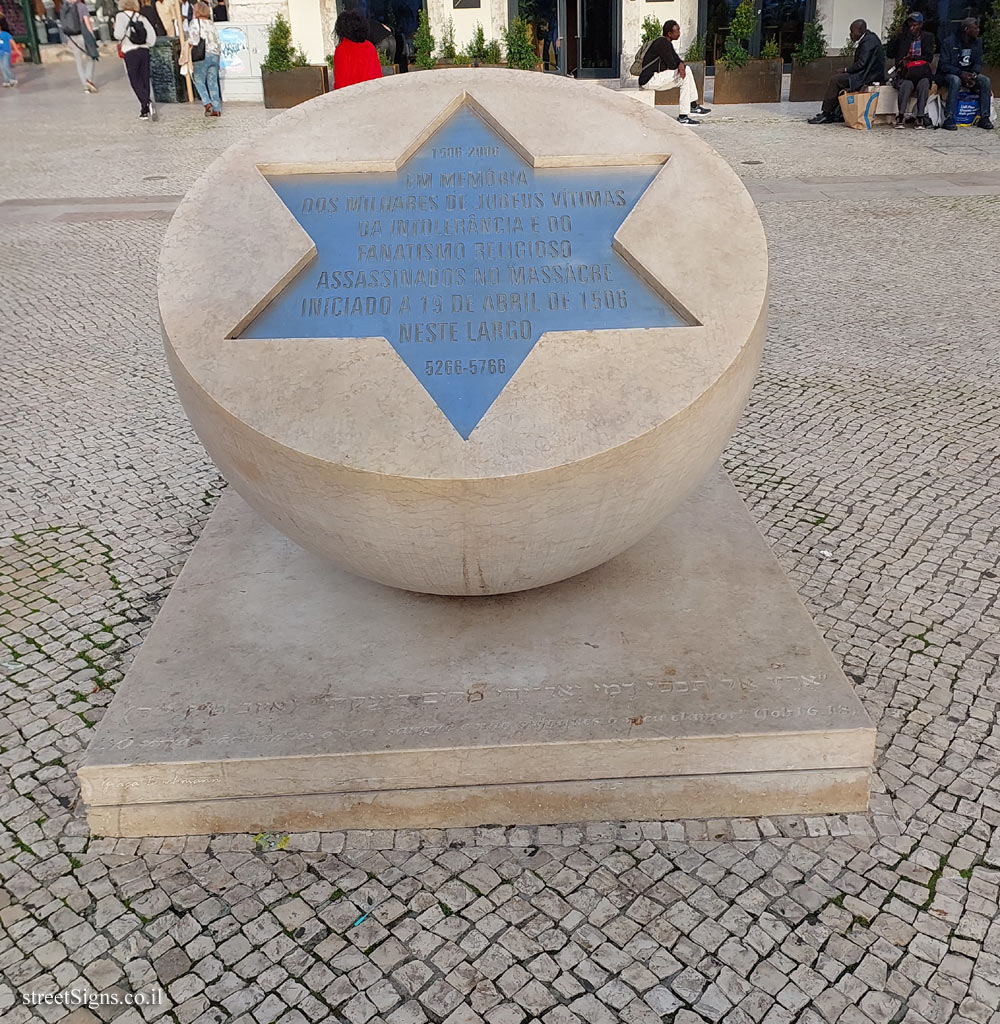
[114,0,155,118]
[185,1,222,116]
[61,0,100,93]
[636,21,710,125]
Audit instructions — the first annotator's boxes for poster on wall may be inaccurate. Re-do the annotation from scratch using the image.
[219,25,250,75]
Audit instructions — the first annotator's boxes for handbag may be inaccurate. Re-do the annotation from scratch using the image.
[189,21,206,62]
[11,40,23,64]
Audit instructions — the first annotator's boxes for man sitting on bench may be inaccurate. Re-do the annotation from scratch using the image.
[937,18,994,131]
[638,20,711,125]
[808,20,885,124]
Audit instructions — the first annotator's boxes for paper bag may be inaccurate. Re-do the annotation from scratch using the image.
[839,90,880,131]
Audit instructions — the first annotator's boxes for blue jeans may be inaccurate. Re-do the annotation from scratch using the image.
[192,52,221,111]
[939,72,992,124]
[0,51,13,84]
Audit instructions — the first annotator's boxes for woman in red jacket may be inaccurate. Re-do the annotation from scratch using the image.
[333,9,382,89]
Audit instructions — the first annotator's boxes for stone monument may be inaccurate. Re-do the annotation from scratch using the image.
[80,71,875,835]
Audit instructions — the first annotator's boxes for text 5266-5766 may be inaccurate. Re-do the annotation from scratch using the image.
[425,359,507,376]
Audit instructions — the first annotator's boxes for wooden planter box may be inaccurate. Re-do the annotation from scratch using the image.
[713,59,782,104]
[262,66,329,109]
[789,56,843,102]
[654,62,706,106]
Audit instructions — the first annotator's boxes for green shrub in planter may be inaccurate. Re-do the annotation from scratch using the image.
[984,9,1000,66]
[840,36,856,60]
[793,21,826,66]
[262,14,296,72]
[883,0,907,43]
[684,35,705,61]
[440,18,456,60]
[483,39,502,64]
[761,37,780,60]
[414,9,436,70]
[453,52,472,66]
[641,16,661,46]
[465,23,487,61]
[718,0,754,69]
[503,16,537,70]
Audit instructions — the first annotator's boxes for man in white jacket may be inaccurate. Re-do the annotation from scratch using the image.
[114,0,156,118]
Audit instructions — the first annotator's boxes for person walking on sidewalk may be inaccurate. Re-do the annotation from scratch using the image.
[114,0,156,118]
[186,1,222,116]
[0,16,18,87]
[638,20,711,125]
[807,20,884,124]
[60,0,101,93]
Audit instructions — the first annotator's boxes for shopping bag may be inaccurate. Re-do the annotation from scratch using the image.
[839,89,880,130]
[955,92,979,126]
[925,93,944,127]
[11,40,23,65]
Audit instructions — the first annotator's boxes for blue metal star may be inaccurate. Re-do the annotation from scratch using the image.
[240,105,685,440]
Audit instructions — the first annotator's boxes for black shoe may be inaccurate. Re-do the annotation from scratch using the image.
[980,119,995,130]
[894,114,905,129]
[942,119,958,131]
[677,114,702,125]
[807,111,834,124]
[690,104,711,115]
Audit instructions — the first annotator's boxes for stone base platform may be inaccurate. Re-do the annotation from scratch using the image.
[79,470,875,837]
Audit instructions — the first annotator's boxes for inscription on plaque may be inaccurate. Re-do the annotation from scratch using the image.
[240,106,686,439]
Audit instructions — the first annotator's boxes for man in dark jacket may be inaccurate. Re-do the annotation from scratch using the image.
[808,20,885,124]
[936,18,993,130]
[638,20,711,125]
[889,12,936,128]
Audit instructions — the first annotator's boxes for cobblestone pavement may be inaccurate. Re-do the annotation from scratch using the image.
[3,61,1000,1024]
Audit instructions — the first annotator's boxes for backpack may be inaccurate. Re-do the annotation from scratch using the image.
[630,39,654,77]
[60,1,82,36]
[127,14,147,45]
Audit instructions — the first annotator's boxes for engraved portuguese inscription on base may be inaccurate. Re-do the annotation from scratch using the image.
[239,106,686,439]
[107,671,857,756]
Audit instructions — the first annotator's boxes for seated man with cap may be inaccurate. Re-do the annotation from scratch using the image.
[889,12,936,129]
[936,18,993,131]
[807,20,885,124]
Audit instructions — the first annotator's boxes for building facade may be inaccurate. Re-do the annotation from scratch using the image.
[228,0,988,83]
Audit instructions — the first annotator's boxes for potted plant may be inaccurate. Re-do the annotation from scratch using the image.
[883,0,908,45]
[653,33,707,109]
[440,18,457,63]
[261,14,328,109]
[503,16,539,71]
[460,23,505,67]
[713,0,782,103]
[413,8,436,70]
[789,20,840,101]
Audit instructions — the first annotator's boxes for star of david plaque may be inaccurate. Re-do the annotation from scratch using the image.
[239,105,688,440]
[161,74,767,595]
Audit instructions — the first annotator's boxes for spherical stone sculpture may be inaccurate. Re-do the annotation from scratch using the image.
[159,71,768,595]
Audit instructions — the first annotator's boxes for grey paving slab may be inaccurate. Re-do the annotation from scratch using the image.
[2,58,1000,1024]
